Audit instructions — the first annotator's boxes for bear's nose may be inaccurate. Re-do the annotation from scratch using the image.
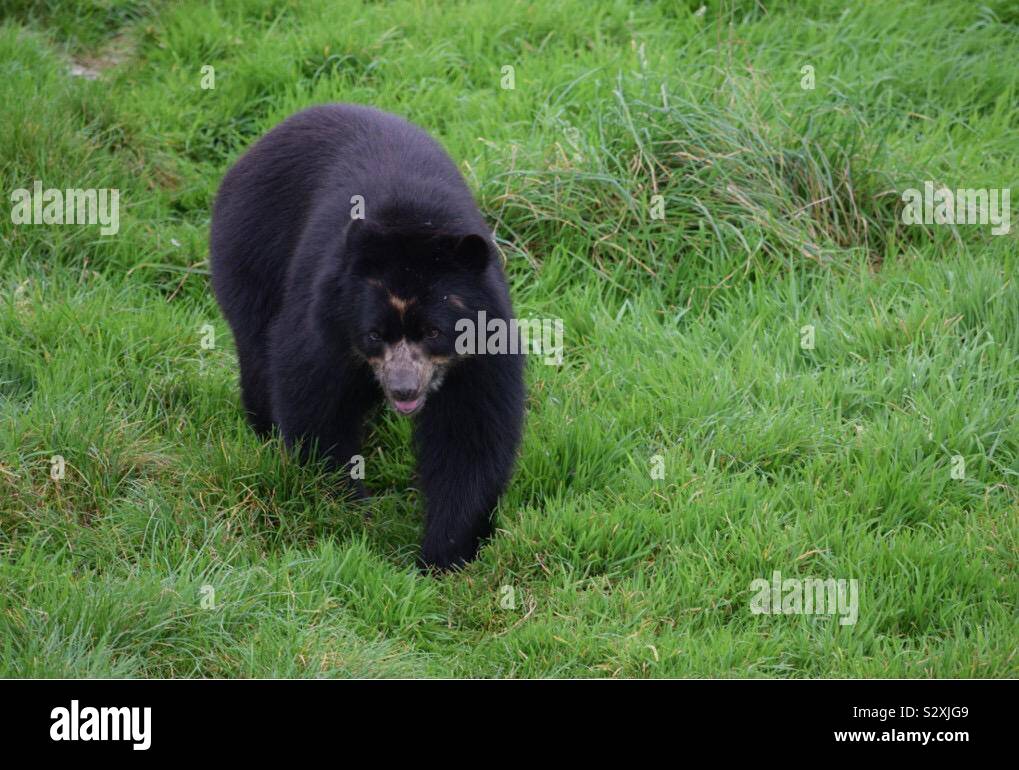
[390,387,419,402]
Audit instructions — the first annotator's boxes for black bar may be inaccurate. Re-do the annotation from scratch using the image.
[1,679,1008,756]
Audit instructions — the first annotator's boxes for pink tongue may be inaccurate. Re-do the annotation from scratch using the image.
[394,398,420,414]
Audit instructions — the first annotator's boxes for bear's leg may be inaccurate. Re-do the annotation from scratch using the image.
[413,360,524,570]
[271,351,378,500]
[237,346,273,437]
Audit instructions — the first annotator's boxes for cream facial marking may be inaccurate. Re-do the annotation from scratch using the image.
[368,338,436,416]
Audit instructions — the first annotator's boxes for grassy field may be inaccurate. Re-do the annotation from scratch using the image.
[0,0,1016,677]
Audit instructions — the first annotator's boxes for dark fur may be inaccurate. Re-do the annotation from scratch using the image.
[210,104,525,570]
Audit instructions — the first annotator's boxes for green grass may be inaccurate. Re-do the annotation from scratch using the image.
[1,0,1016,677]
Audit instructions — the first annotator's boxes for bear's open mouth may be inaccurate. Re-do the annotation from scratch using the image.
[391,396,423,415]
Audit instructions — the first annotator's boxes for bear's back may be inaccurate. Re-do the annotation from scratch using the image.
[210,104,485,341]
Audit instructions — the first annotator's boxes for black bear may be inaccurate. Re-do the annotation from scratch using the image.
[210,104,525,570]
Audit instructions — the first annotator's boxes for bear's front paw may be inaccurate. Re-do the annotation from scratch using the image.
[349,479,372,501]
[332,477,372,508]
[418,535,480,573]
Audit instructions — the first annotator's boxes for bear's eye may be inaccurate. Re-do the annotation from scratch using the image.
[425,328,440,340]
[366,331,381,343]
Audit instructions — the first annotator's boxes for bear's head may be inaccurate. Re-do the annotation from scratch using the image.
[325,218,494,416]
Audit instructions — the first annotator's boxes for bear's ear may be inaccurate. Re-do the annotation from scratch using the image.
[345,218,382,276]
[450,233,490,273]
[345,217,373,249]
